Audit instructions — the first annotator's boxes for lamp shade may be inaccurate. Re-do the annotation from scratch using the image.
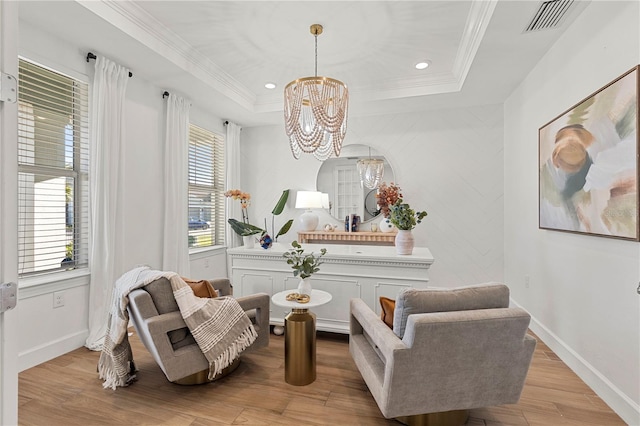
[320,193,330,209]
[295,191,324,209]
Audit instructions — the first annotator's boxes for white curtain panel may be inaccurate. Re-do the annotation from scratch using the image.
[162,93,191,275]
[225,121,242,248]
[85,56,129,350]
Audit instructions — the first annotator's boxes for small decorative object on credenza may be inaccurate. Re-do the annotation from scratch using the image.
[345,214,360,232]
[379,217,394,233]
[389,198,428,255]
[283,240,327,297]
[259,233,273,249]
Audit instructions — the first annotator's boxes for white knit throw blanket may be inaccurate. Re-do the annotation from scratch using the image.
[98,267,257,389]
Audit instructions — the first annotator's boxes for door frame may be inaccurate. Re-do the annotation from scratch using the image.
[0,1,20,424]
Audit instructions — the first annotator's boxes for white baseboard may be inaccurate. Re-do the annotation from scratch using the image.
[512,299,640,426]
[18,330,88,372]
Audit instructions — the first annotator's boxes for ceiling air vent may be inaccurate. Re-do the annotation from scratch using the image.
[525,0,574,32]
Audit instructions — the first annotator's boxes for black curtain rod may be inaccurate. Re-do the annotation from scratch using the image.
[223,120,242,130]
[161,91,194,107]
[86,52,133,78]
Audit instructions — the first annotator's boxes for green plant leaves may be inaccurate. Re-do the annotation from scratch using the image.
[276,219,294,239]
[228,218,264,236]
[271,189,289,215]
[389,198,428,230]
[282,240,327,279]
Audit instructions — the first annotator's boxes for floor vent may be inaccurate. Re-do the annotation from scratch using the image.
[525,0,575,32]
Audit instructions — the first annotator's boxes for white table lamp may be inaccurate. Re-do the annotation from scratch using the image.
[296,191,323,231]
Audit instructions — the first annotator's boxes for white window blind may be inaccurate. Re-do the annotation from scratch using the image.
[18,59,89,277]
[188,124,225,248]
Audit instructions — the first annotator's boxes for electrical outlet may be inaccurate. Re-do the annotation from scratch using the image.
[53,291,65,308]
[524,276,530,289]
[204,258,210,269]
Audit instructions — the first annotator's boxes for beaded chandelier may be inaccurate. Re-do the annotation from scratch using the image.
[357,158,385,189]
[284,24,349,161]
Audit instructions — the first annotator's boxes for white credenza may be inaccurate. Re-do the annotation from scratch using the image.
[227,243,434,334]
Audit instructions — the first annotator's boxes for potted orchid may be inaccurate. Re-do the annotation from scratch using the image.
[226,189,293,248]
[226,189,261,248]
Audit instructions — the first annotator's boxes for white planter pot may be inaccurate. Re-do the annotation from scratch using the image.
[395,230,415,255]
[243,235,255,249]
[297,277,312,295]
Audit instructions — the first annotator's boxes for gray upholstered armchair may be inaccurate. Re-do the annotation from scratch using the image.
[349,283,536,425]
[128,277,269,384]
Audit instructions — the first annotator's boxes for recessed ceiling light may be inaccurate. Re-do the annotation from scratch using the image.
[415,61,430,70]
[265,82,276,89]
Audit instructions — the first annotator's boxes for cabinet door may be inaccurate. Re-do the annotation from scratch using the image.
[234,271,276,297]
[309,276,361,333]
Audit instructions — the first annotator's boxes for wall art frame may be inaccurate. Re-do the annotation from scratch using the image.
[539,65,639,241]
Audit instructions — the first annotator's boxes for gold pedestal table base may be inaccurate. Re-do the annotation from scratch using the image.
[284,308,316,385]
[271,289,333,387]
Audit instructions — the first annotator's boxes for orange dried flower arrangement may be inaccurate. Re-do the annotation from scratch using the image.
[375,182,403,218]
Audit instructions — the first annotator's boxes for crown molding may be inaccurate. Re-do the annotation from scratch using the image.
[76,0,256,109]
[452,0,499,83]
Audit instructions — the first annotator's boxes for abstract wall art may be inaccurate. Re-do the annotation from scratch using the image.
[539,66,639,241]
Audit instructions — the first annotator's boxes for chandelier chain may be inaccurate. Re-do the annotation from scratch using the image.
[314,32,318,77]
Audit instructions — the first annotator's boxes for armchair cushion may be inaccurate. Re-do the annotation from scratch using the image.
[393,282,509,338]
[145,278,179,314]
[182,277,219,298]
[379,297,395,329]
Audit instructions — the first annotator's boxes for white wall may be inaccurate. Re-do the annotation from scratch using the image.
[504,2,640,424]
[16,21,227,370]
[241,104,505,287]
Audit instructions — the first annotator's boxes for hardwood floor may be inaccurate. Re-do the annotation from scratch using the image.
[18,330,625,425]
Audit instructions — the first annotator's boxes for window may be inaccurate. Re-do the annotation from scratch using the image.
[188,124,225,248]
[18,59,89,277]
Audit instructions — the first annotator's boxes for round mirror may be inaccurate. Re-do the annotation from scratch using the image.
[316,144,395,223]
